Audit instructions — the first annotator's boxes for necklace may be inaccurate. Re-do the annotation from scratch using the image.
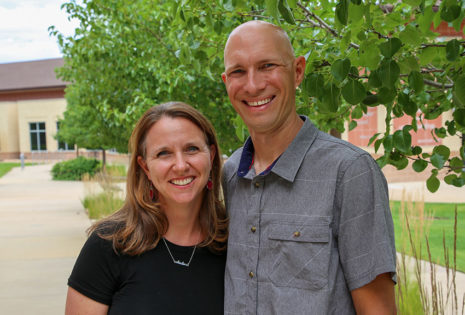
[162,237,197,267]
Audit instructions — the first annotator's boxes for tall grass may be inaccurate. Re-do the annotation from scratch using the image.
[81,168,125,220]
[395,193,464,315]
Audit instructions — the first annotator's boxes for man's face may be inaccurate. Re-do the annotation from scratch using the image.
[222,23,305,135]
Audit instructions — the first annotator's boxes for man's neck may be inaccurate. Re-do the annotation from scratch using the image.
[249,113,303,174]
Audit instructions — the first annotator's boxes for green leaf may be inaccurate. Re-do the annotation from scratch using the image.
[350,0,361,4]
[378,38,402,58]
[418,6,435,32]
[331,58,351,82]
[351,106,363,119]
[419,47,437,65]
[305,73,325,98]
[362,93,379,106]
[412,159,428,172]
[378,87,397,104]
[447,121,457,135]
[453,76,465,107]
[440,4,461,22]
[374,139,383,152]
[446,39,460,61]
[368,70,382,88]
[368,133,381,146]
[379,59,400,88]
[349,120,358,131]
[393,128,412,153]
[404,0,422,6]
[426,174,440,192]
[444,174,456,185]
[412,146,422,155]
[433,144,451,160]
[266,0,279,22]
[408,70,424,94]
[383,135,394,152]
[278,0,295,25]
[358,41,381,69]
[450,157,463,173]
[399,25,422,46]
[336,0,349,25]
[398,92,418,116]
[322,83,341,112]
[434,127,447,138]
[453,108,465,127]
[342,79,366,104]
[430,153,447,169]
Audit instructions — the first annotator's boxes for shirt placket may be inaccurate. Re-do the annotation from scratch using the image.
[246,176,264,315]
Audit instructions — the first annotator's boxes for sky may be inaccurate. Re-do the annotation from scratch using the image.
[0,0,80,64]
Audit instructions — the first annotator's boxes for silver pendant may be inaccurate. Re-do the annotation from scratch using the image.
[173,260,190,267]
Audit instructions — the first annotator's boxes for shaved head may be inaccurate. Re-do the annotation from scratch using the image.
[224,21,295,64]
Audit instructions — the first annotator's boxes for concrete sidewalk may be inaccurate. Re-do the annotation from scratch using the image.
[389,181,465,204]
[0,164,91,314]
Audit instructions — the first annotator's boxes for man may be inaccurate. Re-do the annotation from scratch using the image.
[221,20,397,314]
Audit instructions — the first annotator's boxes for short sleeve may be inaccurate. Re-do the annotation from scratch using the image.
[336,153,397,291]
[68,232,121,305]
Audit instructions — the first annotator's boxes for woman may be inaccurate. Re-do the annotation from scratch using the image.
[65,102,228,314]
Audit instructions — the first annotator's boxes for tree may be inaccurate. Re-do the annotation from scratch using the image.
[52,0,465,191]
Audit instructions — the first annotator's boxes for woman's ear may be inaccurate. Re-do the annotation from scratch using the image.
[137,156,151,180]
[209,144,216,163]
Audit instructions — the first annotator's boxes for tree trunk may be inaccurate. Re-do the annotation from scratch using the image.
[330,128,341,139]
[102,149,106,171]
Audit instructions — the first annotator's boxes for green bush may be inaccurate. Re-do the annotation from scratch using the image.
[82,191,124,219]
[52,157,101,180]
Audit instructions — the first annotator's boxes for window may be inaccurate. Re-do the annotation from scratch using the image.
[29,122,47,151]
[56,122,75,151]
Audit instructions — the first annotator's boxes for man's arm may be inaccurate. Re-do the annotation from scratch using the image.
[351,273,396,315]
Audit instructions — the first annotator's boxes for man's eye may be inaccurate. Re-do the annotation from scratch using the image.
[230,69,244,75]
[156,151,169,157]
[262,63,276,69]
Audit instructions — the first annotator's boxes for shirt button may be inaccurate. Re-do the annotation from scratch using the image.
[249,271,254,278]
[254,182,260,188]
[293,231,301,237]
[251,226,257,233]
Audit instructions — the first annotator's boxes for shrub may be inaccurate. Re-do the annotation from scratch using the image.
[52,157,101,180]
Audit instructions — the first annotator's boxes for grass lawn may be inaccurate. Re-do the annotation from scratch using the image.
[391,201,465,272]
[0,162,35,178]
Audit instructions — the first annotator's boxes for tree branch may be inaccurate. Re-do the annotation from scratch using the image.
[296,2,360,49]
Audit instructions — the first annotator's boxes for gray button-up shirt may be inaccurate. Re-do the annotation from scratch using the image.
[222,117,396,314]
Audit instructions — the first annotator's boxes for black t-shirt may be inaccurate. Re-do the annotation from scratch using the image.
[68,232,225,314]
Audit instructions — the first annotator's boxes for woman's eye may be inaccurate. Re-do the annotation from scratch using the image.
[186,146,199,153]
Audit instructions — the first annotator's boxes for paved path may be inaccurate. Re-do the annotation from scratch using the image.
[0,164,91,314]
[389,181,465,203]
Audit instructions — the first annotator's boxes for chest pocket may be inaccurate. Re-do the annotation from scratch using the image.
[268,222,331,290]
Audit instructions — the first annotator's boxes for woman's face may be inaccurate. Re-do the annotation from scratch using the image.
[138,116,215,210]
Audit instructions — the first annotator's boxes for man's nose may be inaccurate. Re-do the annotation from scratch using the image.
[244,70,265,94]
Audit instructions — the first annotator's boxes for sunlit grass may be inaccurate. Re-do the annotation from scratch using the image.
[0,162,35,178]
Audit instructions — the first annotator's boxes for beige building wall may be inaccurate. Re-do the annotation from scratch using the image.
[0,102,20,154]
[17,98,67,153]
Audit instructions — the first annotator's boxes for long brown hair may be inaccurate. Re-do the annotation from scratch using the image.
[89,102,228,255]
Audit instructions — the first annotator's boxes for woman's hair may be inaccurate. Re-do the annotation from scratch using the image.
[89,102,228,255]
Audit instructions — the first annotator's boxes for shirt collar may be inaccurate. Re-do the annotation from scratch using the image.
[236,116,318,181]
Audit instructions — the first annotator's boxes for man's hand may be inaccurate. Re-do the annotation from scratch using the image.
[351,273,396,315]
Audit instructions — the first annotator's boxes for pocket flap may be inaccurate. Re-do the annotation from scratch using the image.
[268,223,329,243]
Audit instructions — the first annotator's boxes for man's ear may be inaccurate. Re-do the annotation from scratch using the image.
[137,156,151,180]
[221,72,227,84]
[294,56,306,87]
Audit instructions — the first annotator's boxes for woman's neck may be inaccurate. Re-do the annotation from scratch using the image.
[162,202,203,246]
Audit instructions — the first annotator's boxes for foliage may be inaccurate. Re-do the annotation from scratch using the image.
[51,157,102,180]
[391,200,465,272]
[52,0,465,190]
[0,162,35,178]
[82,191,124,219]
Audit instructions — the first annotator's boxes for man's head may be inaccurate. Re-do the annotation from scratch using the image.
[222,21,306,135]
